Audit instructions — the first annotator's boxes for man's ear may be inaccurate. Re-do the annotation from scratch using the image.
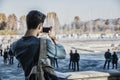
[37,23,43,29]
[37,23,43,32]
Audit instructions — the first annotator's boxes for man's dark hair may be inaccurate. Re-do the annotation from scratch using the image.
[26,10,46,29]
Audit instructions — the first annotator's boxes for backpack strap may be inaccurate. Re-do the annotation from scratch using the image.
[39,38,47,61]
[26,38,46,80]
[36,38,47,80]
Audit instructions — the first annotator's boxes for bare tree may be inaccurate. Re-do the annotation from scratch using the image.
[7,14,17,30]
[0,13,7,30]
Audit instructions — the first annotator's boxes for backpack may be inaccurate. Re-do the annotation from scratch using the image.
[26,38,59,80]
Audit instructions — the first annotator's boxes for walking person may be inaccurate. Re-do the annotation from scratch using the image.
[103,49,112,69]
[73,50,80,71]
[112,51,118,69]
[69,50,74,70]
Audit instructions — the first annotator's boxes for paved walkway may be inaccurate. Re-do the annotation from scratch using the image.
[0,56,24,80]
[0,52,120,80]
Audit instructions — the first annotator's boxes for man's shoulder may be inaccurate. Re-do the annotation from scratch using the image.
[12,36,40,47]
[18,36,39,43]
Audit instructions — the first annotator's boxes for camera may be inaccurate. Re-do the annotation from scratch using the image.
[43,26,52,33]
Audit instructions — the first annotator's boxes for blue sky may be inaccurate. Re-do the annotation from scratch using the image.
[0,0,120,25]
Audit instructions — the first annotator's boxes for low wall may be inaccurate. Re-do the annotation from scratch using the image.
[66,71,120,80]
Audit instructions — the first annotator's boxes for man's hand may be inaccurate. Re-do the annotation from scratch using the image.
[48,28,56,39]
[48,28,58,44]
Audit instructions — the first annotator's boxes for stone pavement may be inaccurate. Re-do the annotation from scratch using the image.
[0,56,24,80]
[0,53,120,80]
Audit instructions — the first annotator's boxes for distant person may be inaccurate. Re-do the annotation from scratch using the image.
[54,58,58,68]
[8,47,14,64]
[103,49,112,69]
[0,44,2,56]
[49,57,59,68]
[69,50,74,70]
[3,48,9,64]
[0,48,2,56]
[73,50,80,71]
[112,52,118,69]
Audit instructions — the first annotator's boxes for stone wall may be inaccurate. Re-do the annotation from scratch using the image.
[66,71,120,80]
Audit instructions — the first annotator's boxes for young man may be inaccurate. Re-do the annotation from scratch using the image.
[69,50,74,70]
[73,50,80,71]
[11,10,66,80]
[112,51,118,69]
[103,49,112,69]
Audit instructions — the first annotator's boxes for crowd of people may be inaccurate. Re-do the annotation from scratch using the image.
[68,48,119,72]
[0,44,14,65]
[103,49,118,69]
[0,44,119,71]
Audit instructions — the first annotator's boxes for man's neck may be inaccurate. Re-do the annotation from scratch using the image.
[24,29,37,37]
